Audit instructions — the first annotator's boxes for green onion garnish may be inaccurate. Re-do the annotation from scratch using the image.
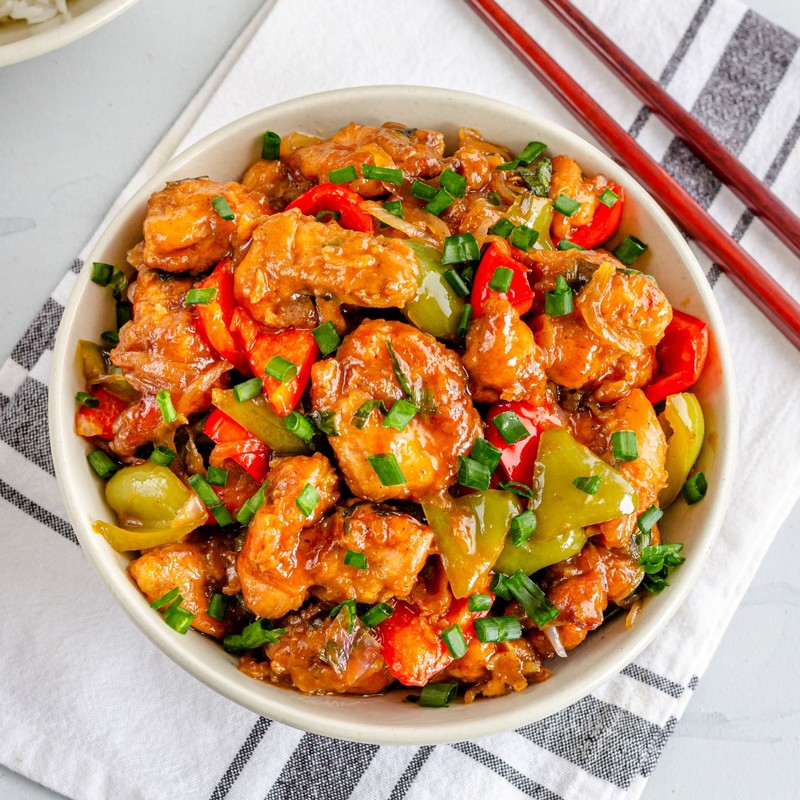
[440,623,468,659]
[637,505,664,537]
[210,505,234,526]
[295,483,319,518]
[185,287,218,306]
[486,191,502,206]
[470,438,502,473]
[224,619,285,652]
[491,410,530,444]
[211,195,235,221]
[108,271,128,301]
[457,456,492,491]
[352,399,384,429]
[457,304,473,338]
[315,209,341,223]
[508,224,539,251]
[423,188,455,216]
[488,266,514,293]
[510,510,537,546]
[367,453,407,486]
[75,391,99,408]
[518,158,552,197]
[87,449,117,479]
[611,430,638,462]
[233,377,263,403]
[544,275,573,316]
[361,602,394,627]
[312,321,341,355]
[682,471,707,505]
[207,466,228,487]
[504,570,559,627]
[442,232,480,265]
[496,159,520,171]
[613,235,648,266]
[385,339,414,398]
[188,473,223,509]
[343,549,368,570]
[150,586,180,609]
[101,330,119,346]
[261,130,281,160]
[410,181,438,201]
[207,593,228,621]
[639,542,685,594]
[474,615,522,643]
[91,262,114,286]
[156,389,178,423]
[309,410,338,437]
[443,268,470,297]
[498,480,533,499]
[329,599,357,632]
[439,168,467,198]
[328,165,358,183]
[116,301,133,328]
[468,593,493,612]
[149,446,177,467]
[488,218,515,238]
[163,601,195,634]
[517,141,547,165]
[572,475,602,495]
[361,164,403,185]
[553,194,581,217]
[284,411,316,443]
[382,398,418,431]
[598,188,619,208]
[265,355,297,383]
[557,239,585,251]
[235,484,266,525]
[418,682,457,708]
[489,572,513,600]
[382,200,404,219]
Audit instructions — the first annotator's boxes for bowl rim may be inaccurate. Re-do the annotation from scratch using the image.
[49,85,738,745]
[0,0,140,67]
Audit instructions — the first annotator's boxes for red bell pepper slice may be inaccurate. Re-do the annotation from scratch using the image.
[230,309,318,416]
[204,408,270,484]
[485,400,563,487]
[285,183,374,232]
[644,309,709,405]
[557,183,625,250]
[471,241,534,318]
[75,387,130,441]
[193,258,251,375]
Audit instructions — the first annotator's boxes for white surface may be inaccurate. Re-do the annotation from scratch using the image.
[0,0,798,797]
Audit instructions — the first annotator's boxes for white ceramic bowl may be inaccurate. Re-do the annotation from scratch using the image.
[0,0,138,67]
[50,86,737,745]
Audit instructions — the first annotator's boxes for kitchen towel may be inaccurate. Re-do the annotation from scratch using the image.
[1,1,799,799]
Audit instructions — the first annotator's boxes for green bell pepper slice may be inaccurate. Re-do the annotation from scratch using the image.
[506,192,555,250]
[494,527,586,576]
[658,392,705,508]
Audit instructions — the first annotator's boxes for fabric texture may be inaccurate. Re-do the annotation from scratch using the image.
[1,1,799,798]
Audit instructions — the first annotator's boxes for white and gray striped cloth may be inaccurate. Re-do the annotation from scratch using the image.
[1,1,799,798]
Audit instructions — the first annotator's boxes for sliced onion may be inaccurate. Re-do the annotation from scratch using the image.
[362,201,450,249]
[543,625,568,658]
[625,600,643,630]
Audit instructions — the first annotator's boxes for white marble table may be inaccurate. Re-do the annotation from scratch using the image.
[1,1,798,797]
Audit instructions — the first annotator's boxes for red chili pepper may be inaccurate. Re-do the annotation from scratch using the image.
[557,184,625,250]
[644,309,709,405]
[471,241,534,318]
[230,309,318,416]
[485,400,563,486]
[193,258,251,375]
[204,408,270,483]
[75,387,130,441]
[285,183,374,232]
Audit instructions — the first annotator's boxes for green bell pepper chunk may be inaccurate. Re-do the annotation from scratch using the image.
[658,392,705,508]
[422,490,522,599]
[532,429,638,540]
[494,527,586,576]
[402,242,465,340]
[506,192,555,250]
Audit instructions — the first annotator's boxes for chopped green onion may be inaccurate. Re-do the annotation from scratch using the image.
[101,330,119,346]
[496,159,520,171]
[163,601,195,634]
[553,194,581,217]
[598,188,619,208]
[315,209,341,223]
[108,271,128,301]
[382,200,404,219]
[486,191,502,206]
[265,355,297,383]
[150,586,181,609]
[504,570,559,627]
[491,411,530,444]
[382,398,418,431]
[184,287,217,306]
[223,619,285,652]
[488,218,515,238]
[87,449,117,479]
[156,389,178,423]
[361,164,403,184]
[385,339,414,398]
[261,130,281,160]
[295,482,319,518]
[352,399,384,429]
[410,180,438,201]
[613,235,648,266]
[312,320,341,356]
[489,266,514,293]
[210,505,234,527]
[418,682,457,708]
[207,593,228,621]
[682,471,707,505]
[470,438,502,473]
[517,141,547,165]
[91,262,114,286]
[439,168,467,198]
[639,542,685,594]
[468,593,493,612]
[443,268,470,297]
[557,239,585,251]
[474,615,522,643]
[329,599,358,632]
[572,475,602,495]
[510,510,537,546]
[75,391,99,408]
[508,224,539,251]
[611,430,638,462]
[211,195,235,221]
[361,603,394,627]
[284,411,316,442]
[489,572,513,601]
[233,377,263,403]
[207,466,228,487]
[149,446,177,467]
[637,505,663,536]
[235,484,266,525]
[457,456,492,491]
[498,480,533,499]
[328,165,358,183]
[442,232,480,265]
[309,410,338,437]
[457,304,473,337]
[343,549,368,570]
[440,623,468,659]
[116,301,133,328]
[188,473,223,509]
[367,453,407,486]
[518,158,552,197]
[423,188,455,216]
[544,275,573,316]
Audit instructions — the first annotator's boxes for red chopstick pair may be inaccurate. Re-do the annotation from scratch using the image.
[464,0,800,350]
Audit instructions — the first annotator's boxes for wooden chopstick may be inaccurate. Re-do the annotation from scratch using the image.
[464,0,800,350]
[540,0,800,262]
